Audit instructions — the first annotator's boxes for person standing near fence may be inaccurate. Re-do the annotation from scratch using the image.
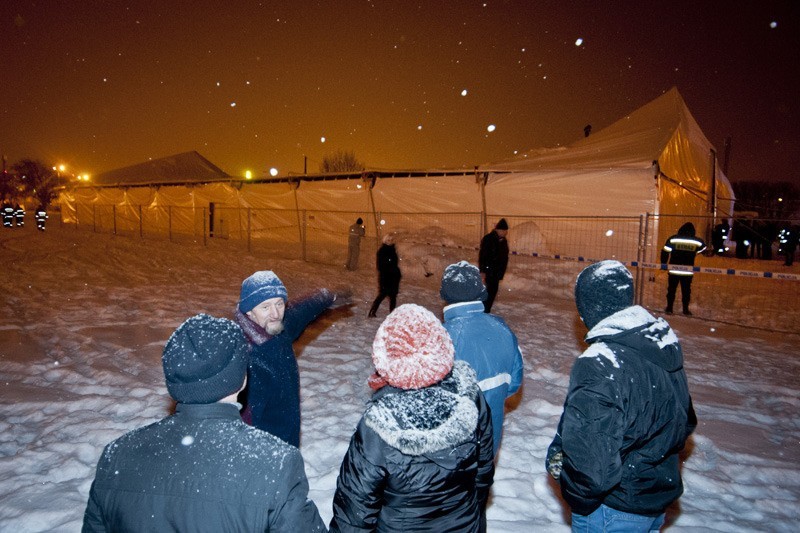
[479,218,509,313]
[368,233,401,318]
[661,222,706,316]
[346,217,365,270]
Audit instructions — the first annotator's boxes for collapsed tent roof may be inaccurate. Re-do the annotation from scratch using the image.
[90,151,232,187]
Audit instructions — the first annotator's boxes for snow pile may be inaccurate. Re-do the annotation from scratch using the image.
[0,225,798,532]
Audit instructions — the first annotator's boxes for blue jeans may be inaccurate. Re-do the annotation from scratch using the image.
[572,505,666,533]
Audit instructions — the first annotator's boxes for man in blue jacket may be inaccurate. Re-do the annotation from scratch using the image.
[83,314,326,532]
[547,260,696,532]
[440,261,524,456]
[235,270,349,447]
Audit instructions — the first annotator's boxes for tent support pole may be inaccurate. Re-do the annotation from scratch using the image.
[290,180,306,261]
[476,168,488,236]
[365,174,380,241]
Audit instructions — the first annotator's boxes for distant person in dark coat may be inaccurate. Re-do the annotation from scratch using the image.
[35,205,48,231]
[330,304,494,532]
[346,217,365,270]
[661,222,706,315]
[368,233,401,317]
[1,201,14,227]
[781,225,799,266]
[547,261,696,532]
[82,314,326,532]
[440,260,524,456]
[711,220,730,255]
[235,270,350,446]
[479,218,509,313]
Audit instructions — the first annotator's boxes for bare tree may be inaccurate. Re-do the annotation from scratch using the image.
[320,149,364,173]
[12,159,62,209]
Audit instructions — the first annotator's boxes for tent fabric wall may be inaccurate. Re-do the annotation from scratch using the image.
[58,87,733,264]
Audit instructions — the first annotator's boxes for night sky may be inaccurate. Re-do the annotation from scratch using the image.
[1,1,798,183]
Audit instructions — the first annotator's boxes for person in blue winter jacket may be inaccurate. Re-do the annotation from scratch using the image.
[547,260,696,532]
[235,270,350,447]
[440,260,524,456]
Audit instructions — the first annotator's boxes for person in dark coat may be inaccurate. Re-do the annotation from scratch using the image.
[82,314,326,532]
[346,217,365,270]
[13,203,24,227]
[660,222,706,315]
[779,225,799,266]
[546,261,696,532]
[440,260,524,456]
[367,233,401,317]
[478,218,510,313]
[2,201,15,228]
[35,205,48,231]
[711,220,729,255]
[235,270,350,446]
[330,304,494,532]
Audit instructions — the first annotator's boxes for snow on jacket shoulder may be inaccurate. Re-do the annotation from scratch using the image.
[547,305,696,517]
[82,402,326,532]
[330,361,494,532]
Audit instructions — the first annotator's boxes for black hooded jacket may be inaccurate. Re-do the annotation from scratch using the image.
[330,361,494,532]
[661,222,707,270]
[547,306,696,516]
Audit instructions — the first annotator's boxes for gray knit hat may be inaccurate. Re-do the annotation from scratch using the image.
[162,314,250,404]
[575,260,634,329]
[440,261,488,304]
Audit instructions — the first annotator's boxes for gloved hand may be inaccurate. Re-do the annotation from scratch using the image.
[547,450,563,480]
[329,286,354,309]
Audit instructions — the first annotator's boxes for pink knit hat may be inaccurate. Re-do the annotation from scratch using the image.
[370,304,455,390]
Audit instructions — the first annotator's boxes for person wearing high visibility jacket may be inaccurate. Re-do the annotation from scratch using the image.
[35,206,48,231]
[661,222,706,315]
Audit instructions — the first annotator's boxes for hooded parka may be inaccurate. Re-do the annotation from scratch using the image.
[547,305,696,516]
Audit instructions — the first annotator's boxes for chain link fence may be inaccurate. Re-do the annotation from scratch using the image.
[61,204,800,334]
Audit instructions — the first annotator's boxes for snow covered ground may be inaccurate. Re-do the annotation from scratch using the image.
[1,224,798,532]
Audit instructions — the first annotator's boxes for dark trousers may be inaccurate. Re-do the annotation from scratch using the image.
[483,275,500,313]
[666,274,693,312]
[368,292,397,317]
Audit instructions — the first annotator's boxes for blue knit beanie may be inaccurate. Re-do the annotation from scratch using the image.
[440,261,488,304]
[574,260,634,330]
[238,271,288,313]
[162,314,250,404]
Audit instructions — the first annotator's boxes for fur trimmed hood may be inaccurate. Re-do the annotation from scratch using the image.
[364,360,480,456]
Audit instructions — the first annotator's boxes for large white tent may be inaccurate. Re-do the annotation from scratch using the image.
[60,87,733,263]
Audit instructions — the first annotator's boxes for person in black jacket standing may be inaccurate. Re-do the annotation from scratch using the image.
[546,260,696,532]
[479,218,509,313]
[367,233,401,317]
[330,304,494,532]
[82,314,326,532]
[661,222,706,315]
